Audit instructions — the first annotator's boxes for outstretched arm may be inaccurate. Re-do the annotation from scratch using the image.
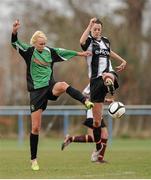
[12,19,20,35]
[52,48,92,63]
[80,17,97,45]
[11,20,31,51]
[77,51,92,57]
[110,50,127,72]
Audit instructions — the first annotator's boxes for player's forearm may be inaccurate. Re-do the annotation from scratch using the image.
[12,20,20,35]
[110,50,126,63]
[12,25,18,35]
[80,18,97,45]
[11,33,18,43]
[77,51,92,57]
[77,51,85,56]
[12,29,17,35]
[80,25,91,45]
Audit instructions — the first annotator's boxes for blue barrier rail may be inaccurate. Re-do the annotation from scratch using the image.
[0,105,151,144]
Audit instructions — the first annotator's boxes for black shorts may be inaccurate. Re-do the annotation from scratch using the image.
[30,79,58,113]
[90,76,108,103]
[90,73,119,103]
[83,118,106,128]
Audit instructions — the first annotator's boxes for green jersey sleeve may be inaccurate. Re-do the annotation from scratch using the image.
[11,33,31,51]
[53,48,77,61]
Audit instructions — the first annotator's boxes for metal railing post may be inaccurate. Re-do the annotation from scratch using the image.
[63,113,69,136]
[18,112,24,145]
[107,115,113,145]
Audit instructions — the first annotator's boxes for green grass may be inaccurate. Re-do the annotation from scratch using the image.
[0,138,151,179]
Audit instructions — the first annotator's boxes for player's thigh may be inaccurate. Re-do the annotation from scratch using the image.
[102,72,115,82]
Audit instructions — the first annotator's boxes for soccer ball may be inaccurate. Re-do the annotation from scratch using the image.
[108,101,126,119]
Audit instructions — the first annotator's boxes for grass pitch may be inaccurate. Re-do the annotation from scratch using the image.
[0,138,151,179]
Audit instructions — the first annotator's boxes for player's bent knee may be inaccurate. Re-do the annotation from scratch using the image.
[103,73,114,82]
[32,126,40,134]
[59,81,69,92]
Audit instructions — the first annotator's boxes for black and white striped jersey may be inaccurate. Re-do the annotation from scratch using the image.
[81,35,114,79]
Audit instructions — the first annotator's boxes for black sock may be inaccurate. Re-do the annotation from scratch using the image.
[84,118,102,150]
[30,133,39,160]
[93,127,102,151]
[83,118,103,130]
[66,86,86,104]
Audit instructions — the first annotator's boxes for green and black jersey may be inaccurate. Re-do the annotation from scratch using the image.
[11,33,78,91]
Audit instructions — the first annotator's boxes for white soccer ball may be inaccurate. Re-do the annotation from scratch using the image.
[108,101,126,119]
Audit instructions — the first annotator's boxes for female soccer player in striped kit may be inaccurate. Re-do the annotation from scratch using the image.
[80,18,126,163]
[62,18,126,163]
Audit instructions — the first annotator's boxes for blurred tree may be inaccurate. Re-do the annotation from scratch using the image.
[1,0,151,137]
[5,0,151,105]
[2,0,151,103]
[112,0,151,137]
[112,0,147,104]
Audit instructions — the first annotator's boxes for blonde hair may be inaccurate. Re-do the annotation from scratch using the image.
[30,31,47,45]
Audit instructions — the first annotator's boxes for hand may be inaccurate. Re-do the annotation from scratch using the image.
[116,61,127,72]
[89,17,97,28]
[77,51,92,57]
[12,19,20,34]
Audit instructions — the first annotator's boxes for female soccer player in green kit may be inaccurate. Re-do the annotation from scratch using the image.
[11,19,94,170]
